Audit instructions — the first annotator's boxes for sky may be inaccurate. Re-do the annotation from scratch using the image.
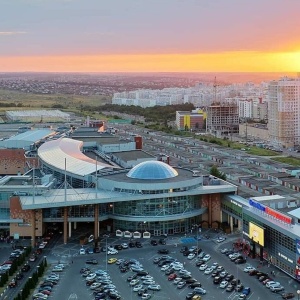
[0,0,300,72]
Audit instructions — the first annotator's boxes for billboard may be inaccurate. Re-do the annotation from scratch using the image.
[249,222,264,247]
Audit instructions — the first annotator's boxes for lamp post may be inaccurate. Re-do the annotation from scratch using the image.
[297,289,300,300]
[103,234,109,272]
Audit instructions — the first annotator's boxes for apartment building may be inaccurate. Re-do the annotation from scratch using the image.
[268,77,300,148]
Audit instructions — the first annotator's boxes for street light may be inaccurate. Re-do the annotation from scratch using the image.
[103,234,109,272]
[297,289,300,300]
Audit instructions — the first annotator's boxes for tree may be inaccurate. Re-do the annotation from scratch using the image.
[210,165,227,180]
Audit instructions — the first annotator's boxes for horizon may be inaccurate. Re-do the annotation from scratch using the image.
[1,0,300,72]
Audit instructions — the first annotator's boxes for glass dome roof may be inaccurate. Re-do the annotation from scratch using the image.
[127,161,178,180]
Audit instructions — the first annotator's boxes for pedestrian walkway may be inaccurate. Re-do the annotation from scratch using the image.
[180,237,197,244]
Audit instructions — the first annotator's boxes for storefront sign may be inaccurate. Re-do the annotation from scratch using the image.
[249,199,292,224]
[278,252,293,263]
[231,200,242,208]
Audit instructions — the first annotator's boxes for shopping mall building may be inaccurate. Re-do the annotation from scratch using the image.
[0,127,299,281]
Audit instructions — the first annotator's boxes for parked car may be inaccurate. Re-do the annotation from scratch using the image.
[158,249,169,254]
[150,240,158,246]
[281,292,295,299]
[148,284,161,291]
[177,281,187,289]
[86,259,98,265]
[193,287,206,294]
[270,285,284,293]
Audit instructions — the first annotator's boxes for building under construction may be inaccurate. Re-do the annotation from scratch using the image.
[206,101,239,137]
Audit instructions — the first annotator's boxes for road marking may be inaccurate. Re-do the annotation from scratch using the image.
[68,293,78,300]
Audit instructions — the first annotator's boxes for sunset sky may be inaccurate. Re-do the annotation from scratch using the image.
[1,0,300,72]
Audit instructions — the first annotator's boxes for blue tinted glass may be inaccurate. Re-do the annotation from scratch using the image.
[127,161,178,180]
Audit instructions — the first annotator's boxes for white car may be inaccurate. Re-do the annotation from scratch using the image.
[133,284,144,292]
[130,279,140,286]
[141,294,152,300]
[188,253,196,260]
[107,249,118,255]
[173,277,183,284]
[179,269,191,275]
[203,254,211,262]
[79,248,85,255]
[173,264,184,271]
[193,287,206,294]
[220,280,229,288]
[143,279,156,285]
[86,273,96,281]
[270,285,284,292]
[204,267,214,274]
[210,262,219,269]
[90,282,101,289]
[221,248,228,254]
[243,266,255,273]
[121,243,128,249]
[161,265,170,271]
[148,284,161,291]
[199,264,208,271]
[266,281,281,288]
[229,253,239,259]
[216,237,226,243]
[141,275,153,281]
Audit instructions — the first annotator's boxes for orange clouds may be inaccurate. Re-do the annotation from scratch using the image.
[0,51,299,72]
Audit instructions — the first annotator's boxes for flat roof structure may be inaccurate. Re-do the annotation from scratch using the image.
[0,129,54,149]
[113,150,155,162]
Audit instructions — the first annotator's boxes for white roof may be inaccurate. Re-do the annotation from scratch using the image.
[250,195,285,202]
[38,138,115,176]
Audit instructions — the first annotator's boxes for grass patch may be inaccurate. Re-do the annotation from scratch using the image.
[246,147,279,156]
[271,156,300,167]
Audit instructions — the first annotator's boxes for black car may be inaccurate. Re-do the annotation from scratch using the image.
[231,278,240,286]
[181,273,192,279]
[183,250,190,256]
[235,284,244,292]
[86,259,98,265]
[165,268,175,275]
[127,274,138,282]
[138,288,148,296]
[189,282,202,288]
[136,241,143,248]
[195,260,205,266]
[213,276,222,284]
[93,247,100,253]
[185,278,197,284]
[129,241,136,248]
[94,292,107,299]
[158,249,169,254]
[158,260,167,267]
[120,266,129,273]
[114,244,123,250]
[186,291,197,300]
[180,246,188,253]
[225,274,234,281]
[80,267,90,273]
[159,239,166,245]
[137,271,149,276]
[21,264,30,272]
[150,239,158,246]
[86,279,96,286]
[108,292,121,299]
[211,271,219,277]
[16,273,23,280]
[235,258,246,264]
[153,257,162,264]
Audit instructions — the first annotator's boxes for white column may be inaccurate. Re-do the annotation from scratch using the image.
[74,222,77,230]
[230,216,233,233]
[68,222,72,238]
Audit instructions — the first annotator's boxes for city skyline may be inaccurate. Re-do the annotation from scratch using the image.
[1,0,300,72]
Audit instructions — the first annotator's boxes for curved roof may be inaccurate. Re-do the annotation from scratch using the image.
[38,138,114,176]
[127,160,178,180]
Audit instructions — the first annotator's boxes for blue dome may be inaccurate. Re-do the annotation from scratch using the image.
[127,161,178,180]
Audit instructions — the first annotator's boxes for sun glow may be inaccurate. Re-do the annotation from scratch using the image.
[0,50,299,72]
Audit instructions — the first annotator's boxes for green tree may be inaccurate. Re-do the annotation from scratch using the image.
[210,165,227,180]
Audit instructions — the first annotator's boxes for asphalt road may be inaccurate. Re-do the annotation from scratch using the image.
[39,230,298,300]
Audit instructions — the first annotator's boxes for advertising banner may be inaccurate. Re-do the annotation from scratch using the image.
[249,222,264,247]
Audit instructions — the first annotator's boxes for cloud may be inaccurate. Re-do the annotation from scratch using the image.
[0,31,27,36]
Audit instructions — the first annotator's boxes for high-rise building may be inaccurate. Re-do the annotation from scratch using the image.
[268,77,300,148]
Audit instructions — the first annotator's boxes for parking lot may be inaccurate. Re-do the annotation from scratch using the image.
[31,229,299,300]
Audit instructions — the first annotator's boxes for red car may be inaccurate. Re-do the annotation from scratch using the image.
[168,273,177,281]
[41,290,51,296]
